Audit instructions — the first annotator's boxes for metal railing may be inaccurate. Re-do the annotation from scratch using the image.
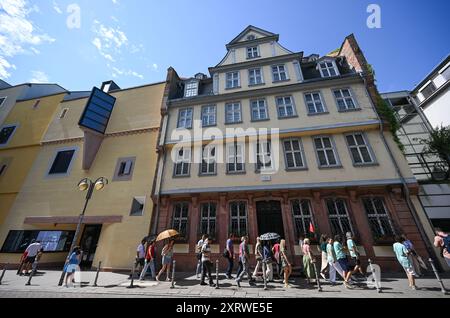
[404,151,449,182]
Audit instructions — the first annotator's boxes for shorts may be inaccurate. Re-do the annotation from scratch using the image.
[24,256,36,264]
[351,256,361,266]
[162,256,172,265]
[403,266,416,276]
[137,258,145,266]
[338,258,349,272]
[64,263,79,273]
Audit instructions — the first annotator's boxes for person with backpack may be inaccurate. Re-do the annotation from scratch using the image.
[235,236,255,287]
[433,228,450,268]
[263,241,274,282]
[393,235,418,290]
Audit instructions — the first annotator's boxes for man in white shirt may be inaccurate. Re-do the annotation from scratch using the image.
[196,234,206,278]
[130,239,146,278]
[21,240,42,276]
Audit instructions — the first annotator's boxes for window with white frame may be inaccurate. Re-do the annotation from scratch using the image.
[304,92,325,114]
[113,157,136,181]
[333,88,357,111]
[420,81,437,100]
[291,199,314,237]
[283,139,305,169]
[226,142,245,173]
[225,102,242,124]
[272,64,288,82]
[250,99,268,121]
[325,198,354,235]
[226,71,240,89]
[0,125,16,145]
[185,81,199,98]
[200,203,217,238]
[276,95,296,118]
[318,61,338,78]
[362,197,395,238]
[313,136,339,167]
[173,147,191,177]
[130,197,145,216]
[200,145,216,175]
[345,133,374,164]
[441,64,450,81]
[177,108,193,129]
[0,97,6,108]
[247,46,259,59]
[248,68,263,85]
[256,140,272,171]
[230,201,248,237]
[172,202,189,239]
[201,105,216,127]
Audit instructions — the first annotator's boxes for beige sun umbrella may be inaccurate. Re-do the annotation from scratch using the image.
[156,229,179,242]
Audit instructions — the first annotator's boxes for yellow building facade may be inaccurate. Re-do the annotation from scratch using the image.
[0,82,166,270]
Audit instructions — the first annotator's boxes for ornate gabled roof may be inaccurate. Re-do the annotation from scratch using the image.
[226,25,278,48]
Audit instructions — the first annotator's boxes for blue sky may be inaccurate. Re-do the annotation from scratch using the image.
[0,0,449,93]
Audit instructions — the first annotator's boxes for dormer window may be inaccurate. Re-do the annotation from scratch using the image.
[247,35,256,41]
[184,81,199,98]
[247,46,259,59]
[318,60,339,78]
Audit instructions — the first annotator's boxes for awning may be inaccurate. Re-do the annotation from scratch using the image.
[24,215,123,225]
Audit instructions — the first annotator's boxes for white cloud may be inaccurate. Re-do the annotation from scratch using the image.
[52,1,62,14]
[91,20,128,63]
[0,0,55,79]
[152,63,158,70]
[111,66,144,79]
[30,47,40,54]
[112,0,119,4]
[29,70,49,83]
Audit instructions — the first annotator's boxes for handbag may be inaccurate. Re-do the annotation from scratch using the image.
[222,249,229,258]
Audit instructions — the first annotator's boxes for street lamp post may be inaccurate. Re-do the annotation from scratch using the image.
[57,177,108,286]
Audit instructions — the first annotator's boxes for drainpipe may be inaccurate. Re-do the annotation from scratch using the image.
[360,74,440,268]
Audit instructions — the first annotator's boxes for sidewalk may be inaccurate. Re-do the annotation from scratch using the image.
[0,270,449,298]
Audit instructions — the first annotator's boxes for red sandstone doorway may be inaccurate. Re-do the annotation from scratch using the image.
[256,200,285,238]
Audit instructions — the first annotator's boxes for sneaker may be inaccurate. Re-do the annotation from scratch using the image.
[320,273,326,280]
[226,275,234,279]
[411,285,418,290]
[200,282,208,286]
[209,283,216,287]
[235,279,241,288]
[344,282,354,289]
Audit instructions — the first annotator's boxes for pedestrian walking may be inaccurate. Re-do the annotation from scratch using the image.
[433,228,450,268]
[130,238,146,279]
[63,246,82,288]
[140,240,156,281]
[280,239,292,288]
[225,233,234,279]
[252,237,263,278]
[200,236,216,287]
[235,236,255,287]
[346,232,365,279]
[196,234,207,278]
[272,240,282,279]
[302,238,315,284]
[393,235,418,290]
[318,234,329,280]
[156,239,174,282]
[402,234,425,276]
[21,239,42,276]
[334,235,353,289]
[263,241,274,282]
[326,237,338,285]
[32,247,44,273]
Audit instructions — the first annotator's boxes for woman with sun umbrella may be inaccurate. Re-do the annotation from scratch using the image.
[155,229,178,282]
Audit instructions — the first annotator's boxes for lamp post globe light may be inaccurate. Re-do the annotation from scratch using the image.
[57,177,108,286]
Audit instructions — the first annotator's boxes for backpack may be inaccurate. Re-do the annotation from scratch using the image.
[441,236,450,257]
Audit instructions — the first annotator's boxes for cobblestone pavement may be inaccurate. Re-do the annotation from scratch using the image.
[0,270,449,298]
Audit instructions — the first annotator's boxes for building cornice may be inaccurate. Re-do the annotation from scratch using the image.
[168,73,362,108]
[209,52,303,74]
[225,35,279,50]
[41,127,160,145]
[160,178,418,195]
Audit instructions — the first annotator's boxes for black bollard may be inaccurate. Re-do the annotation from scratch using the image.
[93,261,102,287]
[170,260,176,289]
[428,258,448,294]
[0,264,7,285]
[367,258,381,293]
[312,261,322,292]
[215,259,220,289]
[262,260,267,290]
[127,261,136,289]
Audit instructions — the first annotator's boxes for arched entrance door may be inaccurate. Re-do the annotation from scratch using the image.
[256,200,285,238]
